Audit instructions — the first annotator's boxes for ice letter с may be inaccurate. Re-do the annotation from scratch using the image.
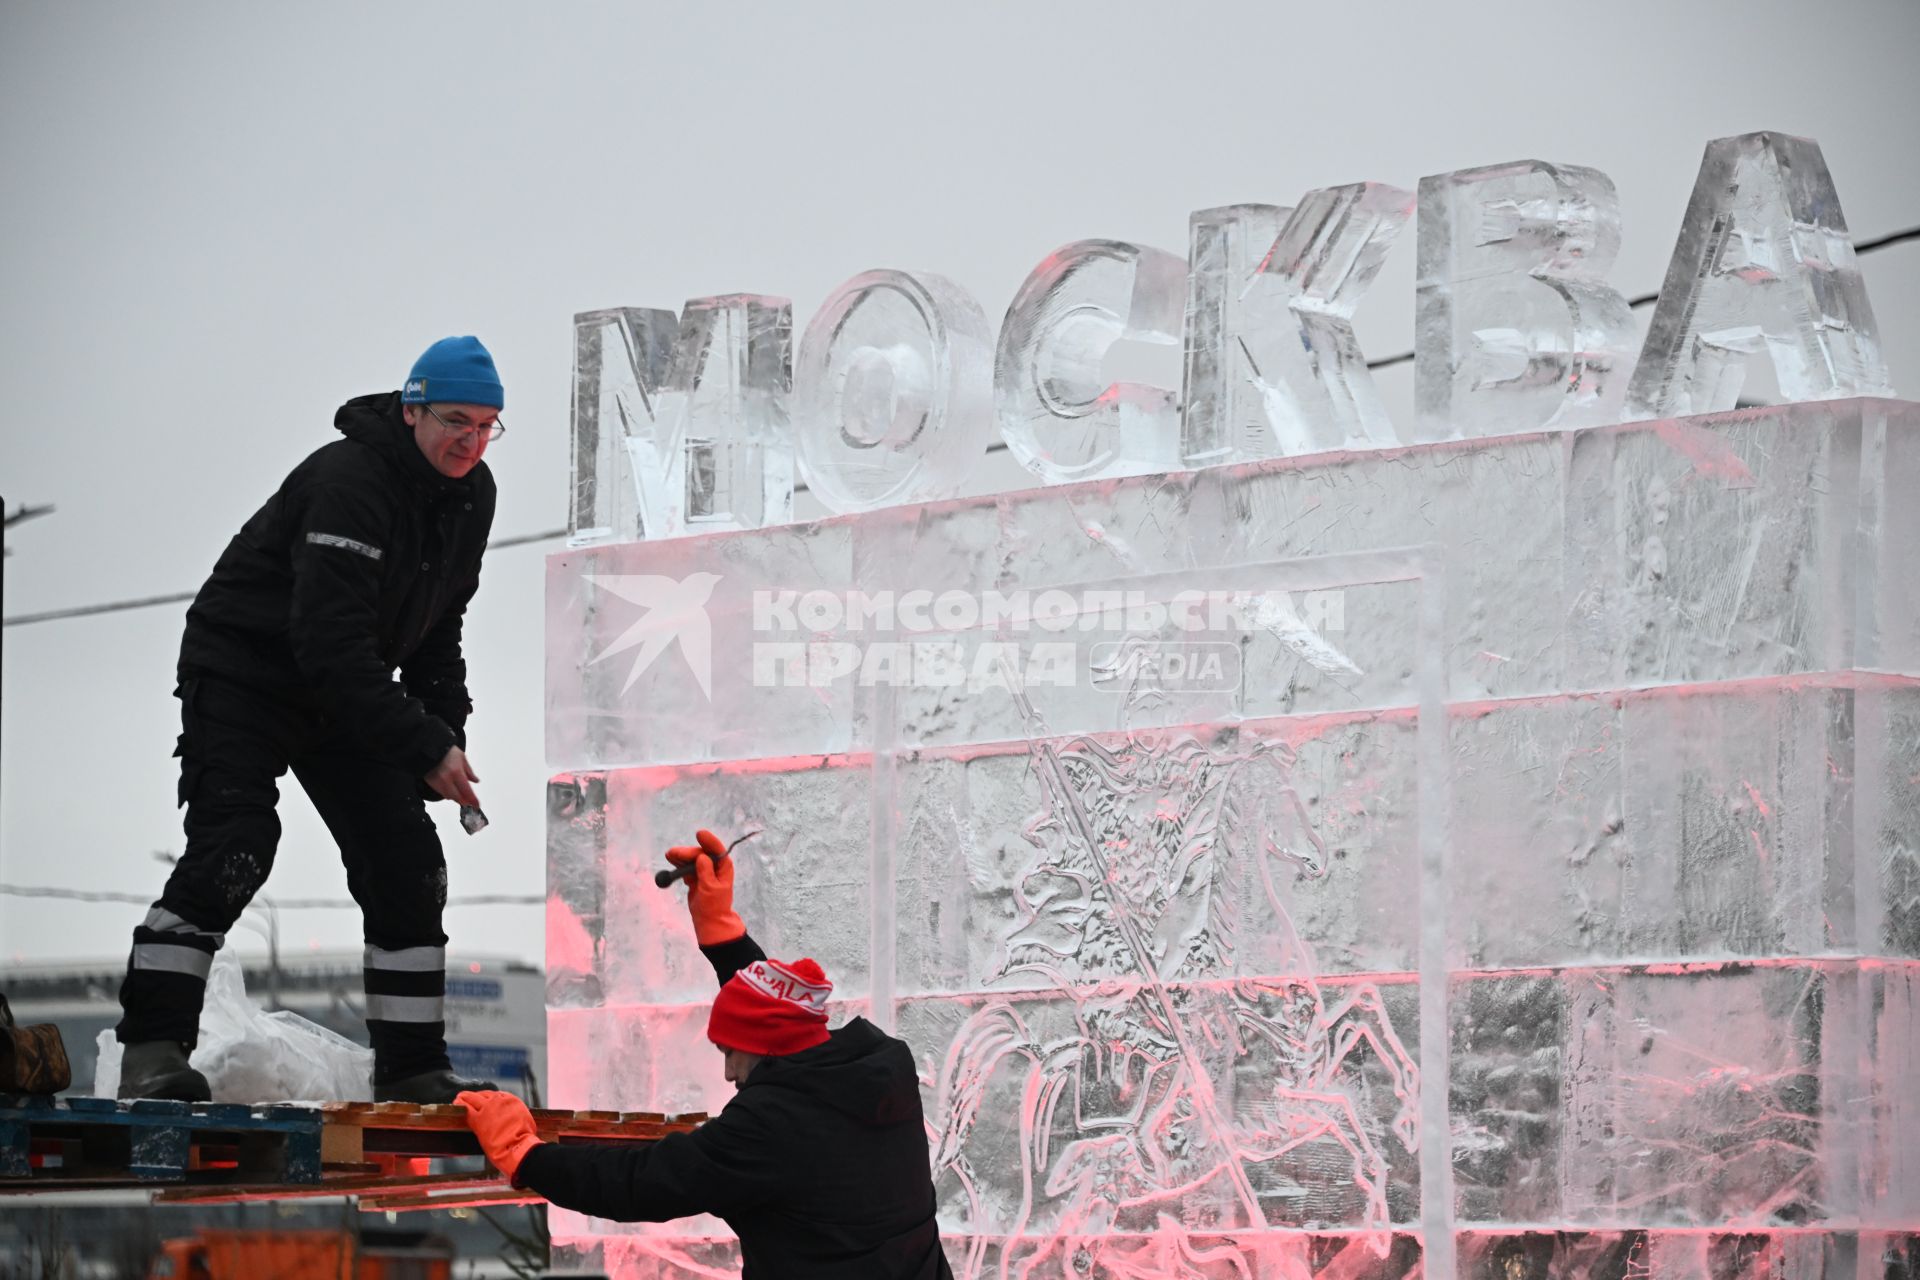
[996,239,1186,483]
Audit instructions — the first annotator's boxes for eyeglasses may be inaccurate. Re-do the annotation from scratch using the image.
[423,404,506,442]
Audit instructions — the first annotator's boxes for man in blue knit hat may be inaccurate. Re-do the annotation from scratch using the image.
[115,337,507,1104]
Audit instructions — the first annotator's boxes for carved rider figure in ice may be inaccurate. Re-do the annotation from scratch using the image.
[929,727,1418,1277]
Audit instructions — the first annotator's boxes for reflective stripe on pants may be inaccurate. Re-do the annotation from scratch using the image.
[363,993,446,1023]
[131,943,215,980]
[364,944,446,972]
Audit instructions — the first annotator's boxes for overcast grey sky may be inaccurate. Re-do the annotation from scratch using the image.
[3,1,1917,968]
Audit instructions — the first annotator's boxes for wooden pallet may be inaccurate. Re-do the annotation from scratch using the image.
[0,1095,322,1189]
[152,1101,707,1209]
[2,1096,705,1207]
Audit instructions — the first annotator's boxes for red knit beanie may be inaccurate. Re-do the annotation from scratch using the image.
[708,958,833,1056]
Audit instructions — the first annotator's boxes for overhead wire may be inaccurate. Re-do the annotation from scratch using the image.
[0,882,541,908]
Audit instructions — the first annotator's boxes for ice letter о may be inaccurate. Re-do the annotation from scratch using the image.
[1626,131,1894,419]
[793,270,994,513]
[569,296,793,544]
[995,239,1186,483]
[1415,161,1635,440]
[1181,183,1413,467]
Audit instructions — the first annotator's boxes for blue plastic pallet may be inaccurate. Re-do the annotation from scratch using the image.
[0,1094,322,1188]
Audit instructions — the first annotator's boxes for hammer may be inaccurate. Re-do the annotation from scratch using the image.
[654,829,760,888]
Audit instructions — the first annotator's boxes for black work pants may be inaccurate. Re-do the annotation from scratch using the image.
[116,677,452,1082]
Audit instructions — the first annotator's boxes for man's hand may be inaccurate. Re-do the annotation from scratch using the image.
[456,1090,543,1181]
[425,745,481,808]
[665,829,745,946]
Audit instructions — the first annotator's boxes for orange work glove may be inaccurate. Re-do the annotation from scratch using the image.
[664,828,746,947]
[455,1090,544,1182]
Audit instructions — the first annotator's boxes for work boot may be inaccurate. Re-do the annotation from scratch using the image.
[373,1068,498,1105]
[118,1040,212,1103]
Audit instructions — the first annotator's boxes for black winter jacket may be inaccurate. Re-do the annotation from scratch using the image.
[514,935,952,1279]
[176,392,496,775]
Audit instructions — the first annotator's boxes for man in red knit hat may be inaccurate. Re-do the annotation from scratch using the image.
[458,830,952,1279]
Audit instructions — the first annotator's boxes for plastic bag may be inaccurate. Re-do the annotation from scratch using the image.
[93,951,373,1103]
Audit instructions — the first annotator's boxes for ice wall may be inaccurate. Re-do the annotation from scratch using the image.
[545,397,1919,1278]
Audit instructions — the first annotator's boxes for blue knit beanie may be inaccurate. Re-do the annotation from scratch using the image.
[403,336,504,409]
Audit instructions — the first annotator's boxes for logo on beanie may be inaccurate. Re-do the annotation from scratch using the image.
[739,959,831,1014]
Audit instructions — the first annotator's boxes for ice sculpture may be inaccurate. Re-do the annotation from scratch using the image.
[568,296,793,544]
[1180,183,1413,467]
[793,269,993,512]
[570,307,671,545]
[995,239,1186,483]
[548,390,1918,1277]
[1415,160,1635,439]
[1626,131,1894,419]
[924,699,1421,1258]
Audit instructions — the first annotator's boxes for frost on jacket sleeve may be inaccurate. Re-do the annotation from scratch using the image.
[289,482,458,775]
[512,1102,783,1224]
[400,570,480,746]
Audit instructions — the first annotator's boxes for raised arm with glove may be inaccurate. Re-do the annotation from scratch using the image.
[460,826,763,1185]
[462,828,952,1278]
[665,829,747,947]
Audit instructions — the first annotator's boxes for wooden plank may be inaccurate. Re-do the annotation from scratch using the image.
[155,1170,507,1205]
[320,1121,364,1166]
[362,1128,481,1158]
[359,1187,539,1212]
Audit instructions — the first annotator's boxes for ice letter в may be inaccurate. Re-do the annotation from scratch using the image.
[1626,131,1894,420]
[793,270,994,513]
[995,239,1186,483]
[569,296,794,544]
[1415,161,1635,439]
[1181,183,1413,466]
